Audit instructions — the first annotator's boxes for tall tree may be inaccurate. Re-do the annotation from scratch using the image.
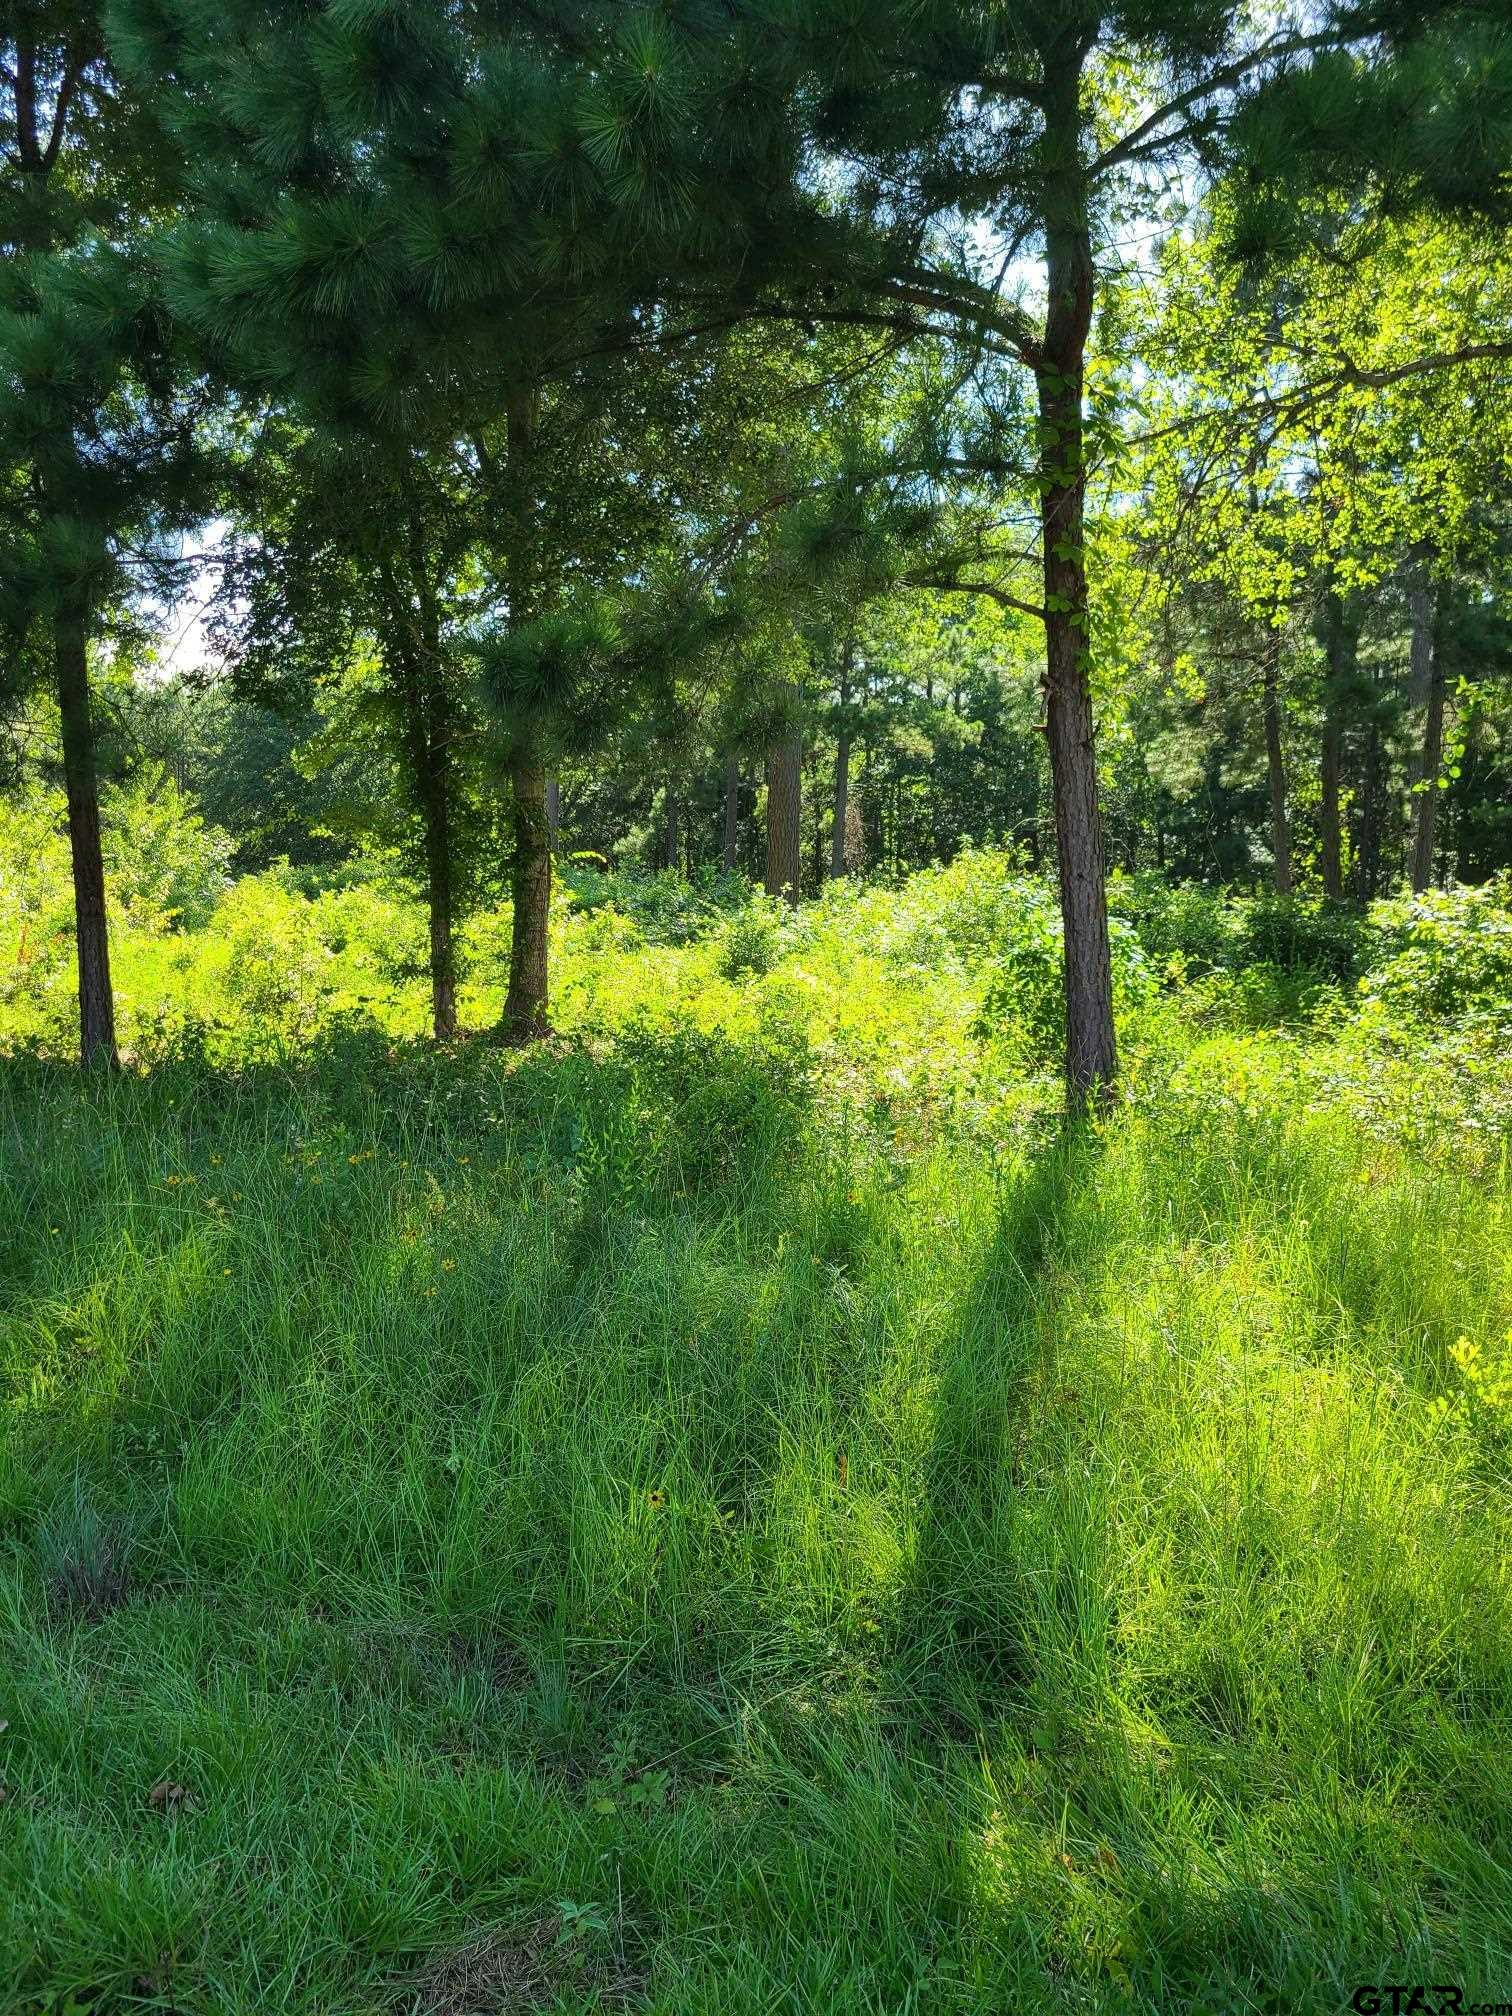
[1,3,205,1064]
[702,0,1505,1100]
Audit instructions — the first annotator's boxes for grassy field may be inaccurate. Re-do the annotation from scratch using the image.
[3,857,1512,2014]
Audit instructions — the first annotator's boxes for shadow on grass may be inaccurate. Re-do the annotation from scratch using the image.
[891,1122,1106,1721]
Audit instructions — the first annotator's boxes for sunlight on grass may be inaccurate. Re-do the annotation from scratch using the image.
[2,858,1511,2011]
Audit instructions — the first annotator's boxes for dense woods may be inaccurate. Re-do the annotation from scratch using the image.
[4,5,1512,2012]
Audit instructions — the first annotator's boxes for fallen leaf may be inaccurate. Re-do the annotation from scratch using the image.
[148,1780,191,1813]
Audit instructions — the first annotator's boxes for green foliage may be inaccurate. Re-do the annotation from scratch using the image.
[0,771,234,1033]
[1110,872,1241,975]
[1237,890,1370,982]
[1365,876,1512,1022]
[564,864,754,948]
[1,851,1510,2010]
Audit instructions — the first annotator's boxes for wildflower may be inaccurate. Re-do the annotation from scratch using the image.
[442,1258,457,1272]
[647,1490,667,1508]
[210,1155,222,1167]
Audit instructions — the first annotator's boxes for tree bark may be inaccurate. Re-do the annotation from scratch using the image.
[384,555,457,1043]
[1261,636,1292,894]
[831,643,852,879]
[1319,591,1355,901]
[502,752,551,1043]
[54,602,117,1068]
[1036,52,1116,1108]
[546,775,561,848]
[499,389,550,1043]
[1410,580,1446,893]
[722,755,740,872]
[1356,713,1385,902]
[663,782,680,872]
[411,693,459,1048]
[765,706,802,905]
[830,726,850,880]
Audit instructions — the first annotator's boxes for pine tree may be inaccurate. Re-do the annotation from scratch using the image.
[1,3,206,1064]
[688,0,1507,1103]
[110,0,810,1038]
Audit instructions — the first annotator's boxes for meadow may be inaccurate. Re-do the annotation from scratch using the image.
[3,851,1512,2014]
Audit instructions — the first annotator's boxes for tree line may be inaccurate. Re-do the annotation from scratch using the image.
[3,0,1510,1103]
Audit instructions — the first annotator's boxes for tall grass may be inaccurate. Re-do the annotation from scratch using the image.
[2,859,1510,2012]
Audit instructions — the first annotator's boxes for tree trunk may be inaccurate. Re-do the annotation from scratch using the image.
[414,709,458,1043]
[502,752,551,1043]
[1356,713,1385,902]
[1319,591,1356,901]
[546,775,561,848]
[765,707,802,904]
[831,645,852,880]
[1410,580,1446,893]
[55,603,117,1068]
[830,725,851,880]
[1036,57,1116,1108]
[722,755,740,872]
[1261,636,1292,894]
[663,783,680,873]
[499,389,550,1042]
[385,554,458,1043]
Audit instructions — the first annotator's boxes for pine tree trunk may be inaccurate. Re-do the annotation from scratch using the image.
[811,752,825,888]
[1037,59,1115,1108]
[1261,638,1292,894]
[1410,581,1446,893]
[546,776,561,848]
[55,603,117,1068]
[385,559,458,1044]
[722,755,740,872]
[406,676,458,1043]
[502,753,551,1043]
[765,711,802,905]
[831,646,852,880]
[1357,714,1385,902]
[417,729,458,1043]
[663,784,680,872]
[499,389,550,1042]
[831,726,851,880]
[1319,592,1355,901]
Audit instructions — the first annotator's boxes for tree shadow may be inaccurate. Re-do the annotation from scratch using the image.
[890,1120,1107,1725]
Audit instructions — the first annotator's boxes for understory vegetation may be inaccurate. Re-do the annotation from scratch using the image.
[3,850,1510,2014]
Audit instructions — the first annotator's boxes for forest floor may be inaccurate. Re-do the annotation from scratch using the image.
[3,856,1511,2014]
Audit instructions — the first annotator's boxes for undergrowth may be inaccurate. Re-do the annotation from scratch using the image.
[1,849,1510,2012]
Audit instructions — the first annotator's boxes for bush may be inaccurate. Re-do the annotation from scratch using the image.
[1362,877,1512,1023]
[717,894,793,979]
[972,878,1159,1062]
[1110,873,1240,977]
[1237,891,1368,983]
[563,863,751,946]
[104,767,235,930]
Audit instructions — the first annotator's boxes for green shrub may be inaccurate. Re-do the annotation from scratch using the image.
[1110,873,1240,976]
[1363,876,1512,1023]
[972,880,1158,1062]
[563,863,751,945]
[717,895,793,979]
[1237,891,1368,982]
